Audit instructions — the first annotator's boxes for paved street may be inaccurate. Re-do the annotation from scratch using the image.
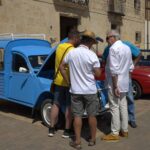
[0,95,150,150]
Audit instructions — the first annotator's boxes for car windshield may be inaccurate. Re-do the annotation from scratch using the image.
[29,55,48,70]
[138,50,150,66]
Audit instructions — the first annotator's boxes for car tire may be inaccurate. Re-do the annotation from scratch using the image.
[41,98,52,127]
[132,80,142,99]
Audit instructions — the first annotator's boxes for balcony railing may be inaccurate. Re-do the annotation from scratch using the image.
[108,0,125,16]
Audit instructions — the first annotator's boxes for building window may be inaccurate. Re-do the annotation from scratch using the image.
[145,0,150,20]
[135,32,141,43]
[134,0,141,10]
[108,0,125,16]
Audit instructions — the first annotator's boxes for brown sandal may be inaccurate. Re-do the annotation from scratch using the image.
[69,141,82,150]
[88,139,96,146]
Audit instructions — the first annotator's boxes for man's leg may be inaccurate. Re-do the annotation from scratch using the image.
[108,89,120,135]
[110,97,120,135]
[50,104,59,127]
[62,106,72,138]
[65,106,72,129]
[84,94,98,145]
[101,89,120,141]
[70,94,83,146]
[65,88,72,130]
[127,78,137,128]
[48,104,59,137]
[62,87,73,138]
[48,85,60,137]
[73,116,82,144]
[120,93,128,137]
[88,116,97,142]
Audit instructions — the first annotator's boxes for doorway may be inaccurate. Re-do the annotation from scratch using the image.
[111,24,121,33]
[60,16,78,40]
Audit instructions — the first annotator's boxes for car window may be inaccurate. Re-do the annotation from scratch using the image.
[138,50,150,66]
[29,55,47,69]
[12,54,29,73]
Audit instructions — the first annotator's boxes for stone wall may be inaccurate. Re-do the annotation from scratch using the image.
[0,0,145,50]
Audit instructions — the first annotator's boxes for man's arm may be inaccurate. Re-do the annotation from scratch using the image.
[112,75,120,97]
[102,46,110,62]
[59,61,70,86]
[93,67,101,78]
[109,48,120,97]
[134,52,141,65]
[123,41,141,65]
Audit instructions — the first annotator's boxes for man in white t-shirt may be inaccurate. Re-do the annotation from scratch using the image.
[60,31,101,149]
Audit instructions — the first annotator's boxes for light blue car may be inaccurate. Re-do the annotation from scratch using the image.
[0,37,108,127]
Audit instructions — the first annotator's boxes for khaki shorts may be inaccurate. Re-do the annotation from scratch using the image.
[71,93,99,117]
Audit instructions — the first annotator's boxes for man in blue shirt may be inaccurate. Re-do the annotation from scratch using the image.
[103,39,141,128]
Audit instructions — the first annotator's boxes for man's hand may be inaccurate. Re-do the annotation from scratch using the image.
[59,61,70,86]
[114,87,120,97]
[112,75,120,97]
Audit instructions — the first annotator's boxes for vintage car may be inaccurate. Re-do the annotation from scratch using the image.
[0,34,54,127]
[132,65,150,99]
[132,50,150,99]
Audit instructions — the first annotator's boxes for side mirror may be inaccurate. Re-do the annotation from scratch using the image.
[19,67,28,73]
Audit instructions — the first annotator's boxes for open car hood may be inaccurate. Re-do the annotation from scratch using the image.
[36,38,68,76]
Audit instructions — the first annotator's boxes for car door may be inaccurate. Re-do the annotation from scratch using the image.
[8,53,39,106]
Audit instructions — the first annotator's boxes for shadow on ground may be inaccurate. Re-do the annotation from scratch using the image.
[70,112,112,142]
[0,100,32,118]
[138,94,150,100]
[3,94,149,140]
[0,99,112,139]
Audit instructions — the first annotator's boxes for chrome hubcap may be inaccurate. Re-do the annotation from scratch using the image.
[132,84,137,97]
[43,103,52,126]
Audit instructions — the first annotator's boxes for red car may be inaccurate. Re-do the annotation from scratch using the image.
[96,63,150,99]
[132,66,150,99]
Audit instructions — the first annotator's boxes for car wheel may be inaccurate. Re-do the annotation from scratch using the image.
[132,80,142,99]
[41,99,52,127]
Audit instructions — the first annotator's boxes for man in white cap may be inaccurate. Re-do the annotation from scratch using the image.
[60,30,101,149]
[101,30,134,141]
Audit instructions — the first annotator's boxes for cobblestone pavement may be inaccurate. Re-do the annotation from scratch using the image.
[0,95,150,150]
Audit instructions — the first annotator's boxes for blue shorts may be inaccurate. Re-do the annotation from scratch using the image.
[53,85,71,112]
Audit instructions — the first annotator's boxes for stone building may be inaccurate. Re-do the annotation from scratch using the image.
[0,0,145,50]
[145,0,150,50]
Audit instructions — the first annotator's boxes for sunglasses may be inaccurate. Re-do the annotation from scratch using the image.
[106,35,115,41]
